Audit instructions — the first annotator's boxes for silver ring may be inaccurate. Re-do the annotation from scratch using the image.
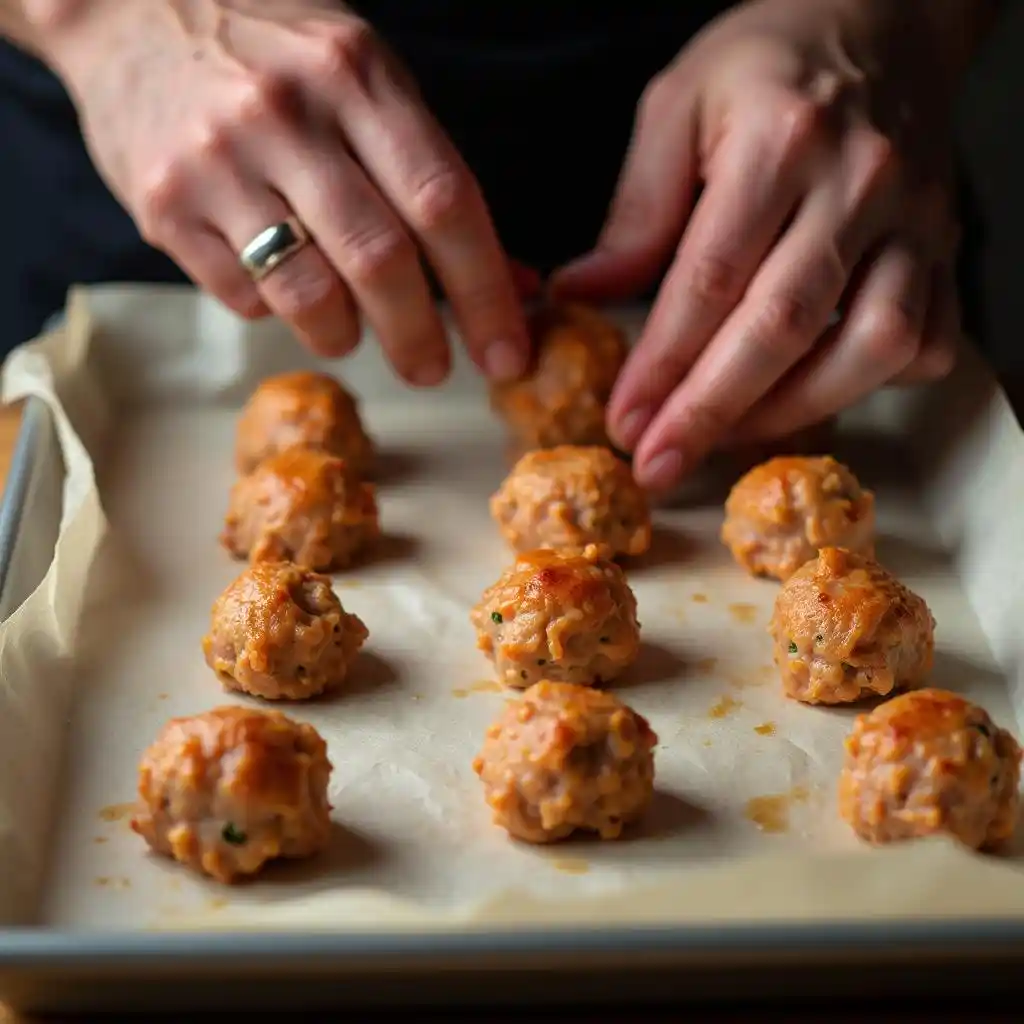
[239,217,310,282]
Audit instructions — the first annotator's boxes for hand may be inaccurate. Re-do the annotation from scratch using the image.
[552,0,970,490]
[44,0,529,384]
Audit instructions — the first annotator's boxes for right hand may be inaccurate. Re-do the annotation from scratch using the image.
[44,0,530,384]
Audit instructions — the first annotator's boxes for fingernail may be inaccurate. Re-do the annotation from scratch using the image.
[612,407,652,452]
[636,448,684,491]
[410,359,449,388]
[484,339,526,382]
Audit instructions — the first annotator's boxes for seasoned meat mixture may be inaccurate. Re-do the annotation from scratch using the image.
[221,447,380,571]
[203,561,368,701]
[489,302,628,450]
[838,688,1021,850]
[471,545,641,689]
[235,370,374,475]
[721,455,875,581]
[490,445,651,559]
[131,706,333,883]
[473,680,658,843]
[769,547,935,705]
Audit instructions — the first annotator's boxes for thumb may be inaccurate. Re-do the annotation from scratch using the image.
[550,84,700,302]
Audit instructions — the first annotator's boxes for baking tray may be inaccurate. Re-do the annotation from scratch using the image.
[3,288,1024,1013]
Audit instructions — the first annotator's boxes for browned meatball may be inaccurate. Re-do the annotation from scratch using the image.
[130,706,333,883]
[490,445,651,559]
[235,370,374,476]
[489,302,628,450]
[202,562,368,701]
[221,448,380,571]
[721,455,875,581]
[471,546,641,689]
[473,680,658,843]
[769,547,935,705]
[838,689,1022,851]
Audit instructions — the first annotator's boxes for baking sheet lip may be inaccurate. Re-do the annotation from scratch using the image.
[3,919,1024,970]
[0,395,52,621]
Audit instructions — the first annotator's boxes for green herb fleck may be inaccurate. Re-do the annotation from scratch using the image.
[788,641,798,655]
[222,823,247,846]
[520,670,528,679]
[841,662,854,673]
[975,722,992,739]
[537,659,546,666]
[491,612,503,624]
[815,634,823,644]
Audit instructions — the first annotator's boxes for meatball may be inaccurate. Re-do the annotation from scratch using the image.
[202,561,368,701]
[490,445,651,559]
[721,455,875,581]
[838,689,1022,851]
[489,302,628,450]
[769,547,935,705]
[235,370,374,476]
[130,705,333,883]
[470,545,641,689]
[473,680,658,843]
[221,447,380,571]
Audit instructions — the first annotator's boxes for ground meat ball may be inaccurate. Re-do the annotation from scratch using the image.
[489,302,628,450]
[490,445,651,559]
[838,688,1022,850]
[235,370,374,476]
[221,448,380,571]
[470,545,641,689]
[473,680,658,843]
[130,706,333,883]
[769,547,935,705]
[721,455,875,581]
[202,562,368,701]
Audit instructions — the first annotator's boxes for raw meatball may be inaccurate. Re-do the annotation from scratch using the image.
[490,445,651,559]
[489,302,628,450]
[470,545,641,689]
[130,705,333,883]
[769,547,935,705]
[221,447,380,571]
[473,680,658,843]
[203,561,368,701]
[721,455,875,581]
[235,370,374,476]
[838,688,1022,850]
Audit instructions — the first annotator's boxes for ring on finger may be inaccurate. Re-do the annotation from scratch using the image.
[239,216,310,282]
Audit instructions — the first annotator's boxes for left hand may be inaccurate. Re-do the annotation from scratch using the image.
[552,0,965,491]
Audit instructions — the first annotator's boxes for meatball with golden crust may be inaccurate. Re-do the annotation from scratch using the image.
[473,680,658,843]
[490,445,651,559]
[130,706,333,883]
[471,545,641,690]
[838,689,1022,851]
[721,455,875,581]
[489,302,628,450]
[221,448,380,571]
[203,562,368,701]
[769,547,935,705]
[235,370,374,476]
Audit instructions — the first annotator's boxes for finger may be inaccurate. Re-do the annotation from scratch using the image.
[267,136,451,385]
[606,92,820,451]
[728,239,930,443]
[509,260,543,301]
[888,262,959,386]
[160,225,270,320]
[325,27,529,380]
[213,183,362,360]
[631,130,899,491]
[549,77,699,302]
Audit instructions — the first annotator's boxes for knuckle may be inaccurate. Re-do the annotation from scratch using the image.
[192,121,233,165]
[407,165,471,232]
[862,305,921,365]
[261,252,337,318]
[688,253,747,309]
[677,401,735,446]
[852,130,901,198]
[136,163,188,242]
[774,94,825,154]
[923,334,958,379]
[340,225,415,286]
[314,20,377,89]
[235,72,295,126]
[749,290,822,358]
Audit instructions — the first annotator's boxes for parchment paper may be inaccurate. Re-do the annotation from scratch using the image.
[3,283,1024,933]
